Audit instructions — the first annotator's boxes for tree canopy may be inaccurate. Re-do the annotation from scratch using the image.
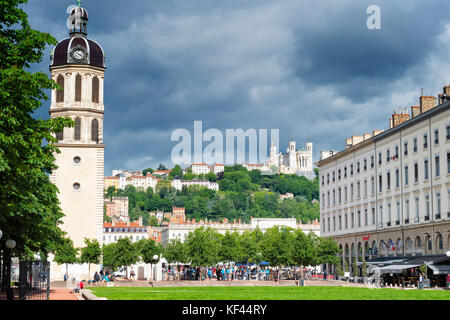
[0,0,74,260]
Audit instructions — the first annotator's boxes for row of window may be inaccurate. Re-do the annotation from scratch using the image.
[56,117,99,142]
[103,227,147,233]
[103,235,147,242]
[322,152,450,208]
[322,190,448,233]
[56,74,100,103]
[321,126,450,186]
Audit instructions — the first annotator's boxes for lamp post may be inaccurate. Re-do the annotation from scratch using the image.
[5,239,16,300]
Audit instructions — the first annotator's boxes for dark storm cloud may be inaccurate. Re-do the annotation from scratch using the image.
[289,0,449,102]
[26,0,450,175]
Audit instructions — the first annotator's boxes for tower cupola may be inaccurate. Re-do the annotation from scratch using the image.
[50,0,105,69]
[69,0,89,36]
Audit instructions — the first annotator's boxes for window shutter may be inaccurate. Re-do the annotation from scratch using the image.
[91,118,99,143]
[75,74,82,101]
[92,76,99,103]
[56,75,64,102]
[74,117,81,140]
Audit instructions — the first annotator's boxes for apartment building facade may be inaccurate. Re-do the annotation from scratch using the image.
[317,90,450,271]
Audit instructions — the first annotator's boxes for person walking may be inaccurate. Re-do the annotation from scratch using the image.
[272,268,279,286]
[130,267,136,281]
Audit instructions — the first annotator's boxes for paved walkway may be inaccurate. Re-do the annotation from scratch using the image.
[0,288,80,300]
[49,288,80,300]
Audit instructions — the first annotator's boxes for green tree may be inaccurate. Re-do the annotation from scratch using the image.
[317,237,340,267]
[105,186,116,199]
[352,258,357,277]
[205,172,217,182]
[129,206,144,222]
[218,232,239,263]
[419,264,428,279]
[291,230,318,279]
[136,239,161,281]
[80,239,102,281]
[114,237,139,279]
[169,164,183,179]
[261,226,294,273]
[142,168,154,176]
[102,243,120,271]
[185,227,220,268]
[0,0,74,287]
[362,260,368,278]
[148,215,158,226]
[183,172,196,180]
[53,237,79,278]
[157,164,168,170]
[163,238,189,279]
[236,230,261,264]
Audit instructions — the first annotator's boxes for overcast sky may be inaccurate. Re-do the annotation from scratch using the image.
[28,0,450,175]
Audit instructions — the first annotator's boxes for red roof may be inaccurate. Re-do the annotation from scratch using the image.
[103,222,143,228]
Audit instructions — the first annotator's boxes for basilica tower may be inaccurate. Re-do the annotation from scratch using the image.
[49,2,105,279]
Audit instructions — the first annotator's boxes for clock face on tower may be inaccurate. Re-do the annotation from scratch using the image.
[74,50,84,60]
[70,47,87,63]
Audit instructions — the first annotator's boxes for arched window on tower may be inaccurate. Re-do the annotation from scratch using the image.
[75,74,82,102]
[55,129,64,141]
[74,117,81,141]
[56,75,64,102]
[91,118,99,143]
[92,76,99,103]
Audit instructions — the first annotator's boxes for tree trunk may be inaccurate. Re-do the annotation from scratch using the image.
[88,263,91,282]
[1,250,10,293]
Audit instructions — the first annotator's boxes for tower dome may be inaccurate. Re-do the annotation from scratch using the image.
[50,1,105,69]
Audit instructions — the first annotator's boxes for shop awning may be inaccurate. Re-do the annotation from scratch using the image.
[376,264,420,274]
[428,264,450,275]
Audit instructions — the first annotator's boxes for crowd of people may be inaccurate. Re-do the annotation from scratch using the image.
[162,265,325,283]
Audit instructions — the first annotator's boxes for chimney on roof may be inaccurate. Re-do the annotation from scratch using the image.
[363,133,372,140]
[444,85,450,96]
[420,95,436,114]
[138,216,143,226]
[410,106,420,118]
[346,135,363,148]
[391,108,410,128]
[372,129,383,137]
[439,85,450,104]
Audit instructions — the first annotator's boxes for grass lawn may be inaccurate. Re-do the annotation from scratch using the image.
[90,286,450,300]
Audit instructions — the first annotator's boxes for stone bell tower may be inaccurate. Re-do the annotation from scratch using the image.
[49,1,106,280]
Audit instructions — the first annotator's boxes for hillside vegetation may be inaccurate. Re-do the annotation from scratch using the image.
[105,165,320,225]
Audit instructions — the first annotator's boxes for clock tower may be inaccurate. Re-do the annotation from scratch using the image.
[49,2,106,280]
